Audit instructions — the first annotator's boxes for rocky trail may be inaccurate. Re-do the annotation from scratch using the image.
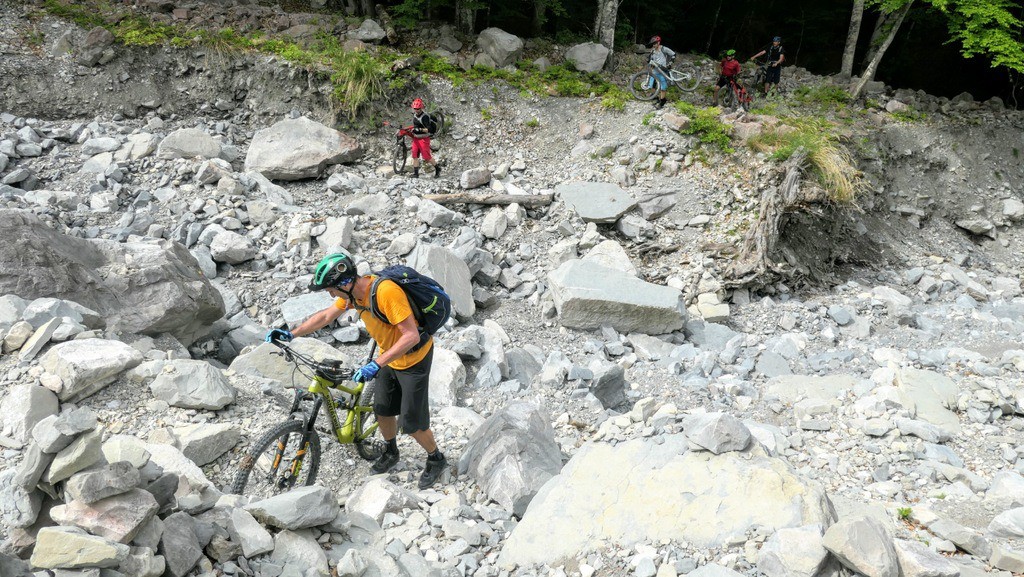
[2,1,1024,577]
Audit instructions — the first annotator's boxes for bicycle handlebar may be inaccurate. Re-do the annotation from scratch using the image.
[268,339,354,382]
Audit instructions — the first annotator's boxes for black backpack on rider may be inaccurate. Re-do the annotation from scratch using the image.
[369,266,452,350]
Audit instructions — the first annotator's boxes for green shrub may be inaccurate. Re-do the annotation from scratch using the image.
[793,84,851,107]
[889,107,927,122]
[673,102,734,154]
[328,50,386,119]
[525,117,540,128]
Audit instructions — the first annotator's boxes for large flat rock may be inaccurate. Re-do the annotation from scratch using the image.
[500,436,834,567]
[555,181,636,223]
[548,259,684,334]
[244,117,363,180]
[40,339,144,403]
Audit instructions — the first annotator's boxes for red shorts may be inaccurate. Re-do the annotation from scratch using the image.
[411,136,432,161]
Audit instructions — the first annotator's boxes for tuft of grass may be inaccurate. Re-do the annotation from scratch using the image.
[889,107,927,122]
[641,112,655,126]
[748,118,866,204]
[43,0,105,29]
[600,86,628,111]
[326,48,387,119]
[673,101,734,154]
[525,117,540,128]
[897,507,912,520]
[793,84,852,107]
[481,107,493,121]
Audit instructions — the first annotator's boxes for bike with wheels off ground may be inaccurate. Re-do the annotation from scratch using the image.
[629,61,702,101]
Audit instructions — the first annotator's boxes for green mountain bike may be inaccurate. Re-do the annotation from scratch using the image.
[230,339,384,499]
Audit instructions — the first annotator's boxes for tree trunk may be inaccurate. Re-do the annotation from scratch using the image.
[422,193,553,207]
[852,0,914,99]
[531,0,546,37]
[863,9,893,66]
[357,0,374,18]
[840,0,865,77]
[705,0,723,55]
[455,0,475,35]
[594,0,618,50]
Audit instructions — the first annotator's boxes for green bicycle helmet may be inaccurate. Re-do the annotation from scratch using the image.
[726,49,736,56]
[309,253,357,291]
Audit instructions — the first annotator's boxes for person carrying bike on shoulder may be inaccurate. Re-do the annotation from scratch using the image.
[647,36,676,110]
[750,36,785,95]
[713,49,741,107]
[264,253,448,489]
[410,98,440,179]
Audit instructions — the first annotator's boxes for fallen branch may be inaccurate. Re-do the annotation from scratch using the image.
[422,193,553,207]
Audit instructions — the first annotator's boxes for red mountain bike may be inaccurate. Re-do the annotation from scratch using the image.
[385,110,446,174]
[720,76,754,111]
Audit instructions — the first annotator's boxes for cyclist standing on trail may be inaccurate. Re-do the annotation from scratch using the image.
[713,49,742,107]
[410,98,440,179]
[751,36,786,94]
[264,253,448,490]
[647,36,676,110]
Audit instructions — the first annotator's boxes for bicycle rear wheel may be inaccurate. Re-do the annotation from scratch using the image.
[231,420,321,500]
[354,382,384,461]
[672,64,702,92]
[629,71,659,101]
[430,110,447,136]
[392,141,407,174]
[720,85,736,109]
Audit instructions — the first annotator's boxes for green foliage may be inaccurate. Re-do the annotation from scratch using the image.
[525,117,540,127]
[641,112,655,126]
[747,118,866,203]
[793,84,852,107]
[42,0,105,29]
[390,0,427,30]
[481,107,493,120]
[929,0,1024,73]
[889,106,928,121]
[116,17,175,46]
[600,86,628,110]
[897,507,913,520]
[327,48,387,119]
[673,102,734,154]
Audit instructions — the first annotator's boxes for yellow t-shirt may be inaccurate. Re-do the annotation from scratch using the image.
[334,276,432,370]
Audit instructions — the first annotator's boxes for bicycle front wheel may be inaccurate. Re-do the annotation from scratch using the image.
[231,420,321,500]
[720,85,736,109]
[629,71,659,101]
[392,141,407,174]
[353,382,385,461]
[672,64,702,92]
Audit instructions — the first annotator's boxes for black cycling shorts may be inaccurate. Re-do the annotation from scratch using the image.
[372,346,434,434]
[766,66,781,84]
[716,75,735,88]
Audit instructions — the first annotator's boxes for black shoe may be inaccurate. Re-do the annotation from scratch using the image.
[656,99,666,109]
[371,450,400,474]
[412,168,419,179]
[434,163,441,178]
[418,452,447,489]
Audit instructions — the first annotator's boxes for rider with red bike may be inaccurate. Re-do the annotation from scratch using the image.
[410,98,440,178]
[713,50,742,107]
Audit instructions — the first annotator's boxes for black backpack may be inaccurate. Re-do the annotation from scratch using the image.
[422,112,438,135]
[369,265,452,349]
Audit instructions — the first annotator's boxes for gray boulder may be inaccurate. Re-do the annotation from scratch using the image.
[408,242,475,319]
[77,26,115,67]
[345,477,422,523]
[822,516,898,577]
[458,401,563,517]
[209,229,257,264]
[45,428,102,484]
[40,338,144,403]
[280,291,336,329]
[429,346,465,408]
[51,488,159,543]
[460,167,491,189]
[348,19,386,42]
[157,128,222,160]
[229,508,275,558]
[65,461,140,504]
[0,210,224,345]
[160,512,202,577]
[565,42,610,72]
[684,412,752,454]
[149,359,236,410]
[30,526,129,569]
[32,407,98,454]
[0,383,58,443]
[229,338,345,383]
[555,181,636,223]
[477,28,523,67]
[245,485,340,529]
[173,423,241,466]
[271,530,330,577]
[500,438,834,567]
[245,117,363,180]
[548,259,685,334]
[0,469,42,528]
[757,525,830,577]
[893,538,959,577]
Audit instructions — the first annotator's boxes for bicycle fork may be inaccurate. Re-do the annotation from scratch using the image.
[267,395,321,489]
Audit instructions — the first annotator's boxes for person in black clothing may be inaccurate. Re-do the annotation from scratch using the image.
[751,36,786,95]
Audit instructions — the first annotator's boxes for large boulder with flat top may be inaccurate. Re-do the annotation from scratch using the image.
[245,117,363,180]
[0,210,224,345]
[548,259,685,334]
[565,42,610,72]
[477,28,523,67]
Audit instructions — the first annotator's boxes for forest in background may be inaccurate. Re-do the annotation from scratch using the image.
[330,0,1024,105]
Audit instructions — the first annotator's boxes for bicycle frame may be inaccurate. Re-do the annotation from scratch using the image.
[273,342,379,482]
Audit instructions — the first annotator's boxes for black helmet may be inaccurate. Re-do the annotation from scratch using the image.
[308,253,357,291]
[648,35,661,47]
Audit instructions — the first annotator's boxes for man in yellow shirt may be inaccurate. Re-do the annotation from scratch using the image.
[264,253,447,489]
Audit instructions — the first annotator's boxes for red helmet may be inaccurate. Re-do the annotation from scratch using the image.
[411,98,424,110]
